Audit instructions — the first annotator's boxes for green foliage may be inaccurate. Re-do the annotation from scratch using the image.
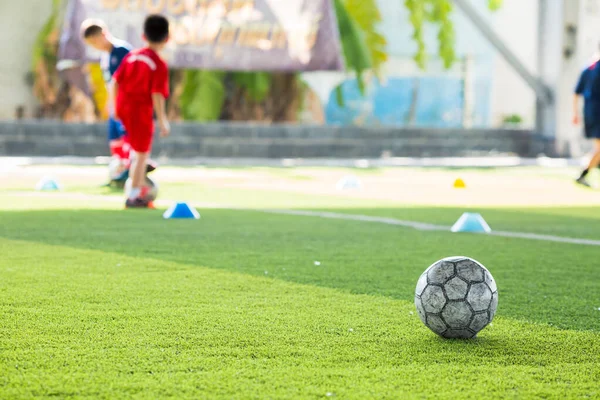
[178,0,387,119]
[179,70,226,122]
[335,85,345,107]
[502,113,524,124]
[340,0,387,77]
[231,72,272,102]
[32,0,62,71]
[433,0,456,69]
[177,0,503,118]
[334,0,372,94]
[405,0,427,69]
[488,0,504,11]
[405,0,502,70]
[334,0,390,105]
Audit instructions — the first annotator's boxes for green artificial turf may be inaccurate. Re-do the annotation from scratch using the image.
[1,176,600,398]
[1,237,599,399]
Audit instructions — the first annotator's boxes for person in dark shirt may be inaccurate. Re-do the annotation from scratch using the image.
[573,57,600,187]
[81,19,132,163]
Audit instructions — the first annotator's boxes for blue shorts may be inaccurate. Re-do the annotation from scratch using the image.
[108,117,126,141]
[585,125,600,139]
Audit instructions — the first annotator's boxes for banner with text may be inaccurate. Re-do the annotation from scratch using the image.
[58,0,344,71]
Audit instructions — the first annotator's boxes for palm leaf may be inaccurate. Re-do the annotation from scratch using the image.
[334,0,372,74]
[333,0,373,104]
[406,0,502,70]
[231,72,272,102]
[340,0,388,77]
[32,0,61,71]
[179,70,226,122]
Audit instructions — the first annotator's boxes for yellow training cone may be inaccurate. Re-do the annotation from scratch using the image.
[453,178,466,189]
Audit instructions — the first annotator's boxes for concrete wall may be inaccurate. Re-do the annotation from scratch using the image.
[0,0,53,120]
[0,121,554,158]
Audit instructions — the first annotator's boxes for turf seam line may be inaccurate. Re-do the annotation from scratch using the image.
[261,209,600,247]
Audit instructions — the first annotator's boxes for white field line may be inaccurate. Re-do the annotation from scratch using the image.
[260,209,600,247]
[4,191,600,247]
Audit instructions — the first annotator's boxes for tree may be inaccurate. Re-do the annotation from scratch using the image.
[405,0,503,69]
[30,0,98,121]
[32,0,503,122]
[180,0,503,122]
[179,0,387,122]
[30,0,62,118]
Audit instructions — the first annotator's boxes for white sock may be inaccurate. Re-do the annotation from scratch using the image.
[128,187,141,200]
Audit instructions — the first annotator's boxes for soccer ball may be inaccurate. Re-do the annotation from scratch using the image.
[108,157,128,181]
[415,256,498,339]
[124,176,159,202]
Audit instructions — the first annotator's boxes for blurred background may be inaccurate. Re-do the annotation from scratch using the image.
[0,0,598,161]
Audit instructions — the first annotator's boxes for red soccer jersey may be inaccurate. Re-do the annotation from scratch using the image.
[114,47,169,106]
[114,48,169,153]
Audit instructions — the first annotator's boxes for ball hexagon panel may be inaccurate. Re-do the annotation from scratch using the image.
[456,259,485,283]
[467,283,493,312]
[445,277,468,300]
[441,301,473,329]
[427,261,456,284]
[426,314,448,334]
[421,285,446,313]
[470,312,490,332]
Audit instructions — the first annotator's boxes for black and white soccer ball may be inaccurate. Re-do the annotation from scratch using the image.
[415,256,498,339]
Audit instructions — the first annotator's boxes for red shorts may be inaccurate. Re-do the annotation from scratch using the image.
[116,103,154,153]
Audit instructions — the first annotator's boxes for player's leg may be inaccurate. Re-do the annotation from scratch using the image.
[123,113,155,208]
[107,118,130,185]
[127,151,149,196]
[108,117,128,159]
[125,151,154,208]
[576,126,600,187]
[589,138,600,169]
[119,132,158,175]
[122,126,156,175]
[577,139,600,187]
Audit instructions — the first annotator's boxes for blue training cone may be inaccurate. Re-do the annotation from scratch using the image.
[36,177,61,191]
[451,212,491,233]
[163,202,200,219]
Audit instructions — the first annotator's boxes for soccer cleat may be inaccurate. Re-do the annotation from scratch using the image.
[146,159,158,174]
[575,176,592,188]
[125,197,151,209]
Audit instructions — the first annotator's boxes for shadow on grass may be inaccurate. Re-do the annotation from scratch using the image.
[0,207,599,331]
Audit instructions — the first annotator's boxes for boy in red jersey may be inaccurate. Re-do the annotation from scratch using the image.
[113,15,170,208]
